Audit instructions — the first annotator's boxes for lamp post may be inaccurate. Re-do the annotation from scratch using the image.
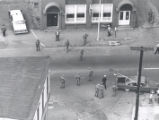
[130,46,154,120]
[96,0,102,41]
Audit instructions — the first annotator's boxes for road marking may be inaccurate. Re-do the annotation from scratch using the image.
[144,68,159,70]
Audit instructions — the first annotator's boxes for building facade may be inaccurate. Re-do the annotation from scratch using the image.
[0,0,138,30]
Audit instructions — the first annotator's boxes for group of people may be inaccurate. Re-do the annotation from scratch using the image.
[59,70,94,88]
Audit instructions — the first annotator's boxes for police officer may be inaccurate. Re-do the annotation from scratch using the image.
[75,73,81,86]
[102,75,107,89]
[36,39,40,51]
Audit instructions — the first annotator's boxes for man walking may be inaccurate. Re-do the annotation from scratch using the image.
[102,75,107,89]
[1,24,6,37]
[36,39,40,51]
[80,49,84,61]
[154,44,159,54]
[75,73,81,86]
[65,40,70,52]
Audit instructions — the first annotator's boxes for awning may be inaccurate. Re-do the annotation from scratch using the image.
[43,2,61,14]
[116,0,136,11]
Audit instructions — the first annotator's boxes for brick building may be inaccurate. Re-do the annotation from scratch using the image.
[0,0,138,30]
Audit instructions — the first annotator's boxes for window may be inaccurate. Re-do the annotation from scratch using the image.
[66,14,74,18]
[126,11,130,20]
[65,4,86,24]
[120,12,123,20]
[77,13,84,18]
[93,13,99,17]
[91,4,113,23]
[103,12,111,17]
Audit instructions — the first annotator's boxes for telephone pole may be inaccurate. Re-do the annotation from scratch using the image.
[96,0,102,41]
[130,46,153,120]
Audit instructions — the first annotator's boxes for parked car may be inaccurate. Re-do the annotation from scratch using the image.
[8,10,28,34]
[116,75,149,92]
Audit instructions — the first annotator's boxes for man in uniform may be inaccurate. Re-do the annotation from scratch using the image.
[102,75,107,89]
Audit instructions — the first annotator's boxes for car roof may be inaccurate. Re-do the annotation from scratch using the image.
[9,10,24,21]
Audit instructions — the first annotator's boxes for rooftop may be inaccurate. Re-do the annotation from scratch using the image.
[0,56,50,120]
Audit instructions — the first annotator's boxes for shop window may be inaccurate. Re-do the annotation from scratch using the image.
[103,12,111,17]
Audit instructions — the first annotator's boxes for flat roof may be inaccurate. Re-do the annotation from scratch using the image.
[0,56,50,120]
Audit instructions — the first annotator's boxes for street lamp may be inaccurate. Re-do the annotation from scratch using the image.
[130,46,154,120]
[96,0,102,41]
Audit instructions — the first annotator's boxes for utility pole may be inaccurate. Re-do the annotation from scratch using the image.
[96,0,102,41]
[130,46,154,120]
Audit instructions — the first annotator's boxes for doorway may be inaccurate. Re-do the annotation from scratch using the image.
[119,11,130,25]
[47,13,58,26]
[46,6,59,27]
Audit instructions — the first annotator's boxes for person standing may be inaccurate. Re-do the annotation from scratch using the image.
[1,24,6,37]
[88,69,93,81]
[36,39,40,51]
[80,49,84,61]
[107,25,111,37]
[60,75,65,88]
[65,40,70,52]
[154,44,159,54]
[114,26,117,38]
[156,88,159,103]
[102,75,107,89]
[75,73,81,86]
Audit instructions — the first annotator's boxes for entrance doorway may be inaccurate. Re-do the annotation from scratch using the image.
[47,13,58,26]
[118,4,132,26]
[119,11,130,25]
[46,6,59,27]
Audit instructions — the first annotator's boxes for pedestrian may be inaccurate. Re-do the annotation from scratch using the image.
[65,40,70,52]
[1,24,6,37]
[107,24,111,37]
[154,44,159,54]
[149,90,154,104]
[156,88,159,103]
[60,75,65,88]
[80,49,84,61]
[36,39,40,51]
[95,84,104,98]
[83,33,88,46]
[75,73,81,86]
[55,31,60,41]
[88,69,94,81]
[114,26,117,38]
[102,75,107,90]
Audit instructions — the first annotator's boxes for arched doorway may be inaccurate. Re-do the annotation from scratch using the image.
[119,4,133,25]
[46,6,60,27]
